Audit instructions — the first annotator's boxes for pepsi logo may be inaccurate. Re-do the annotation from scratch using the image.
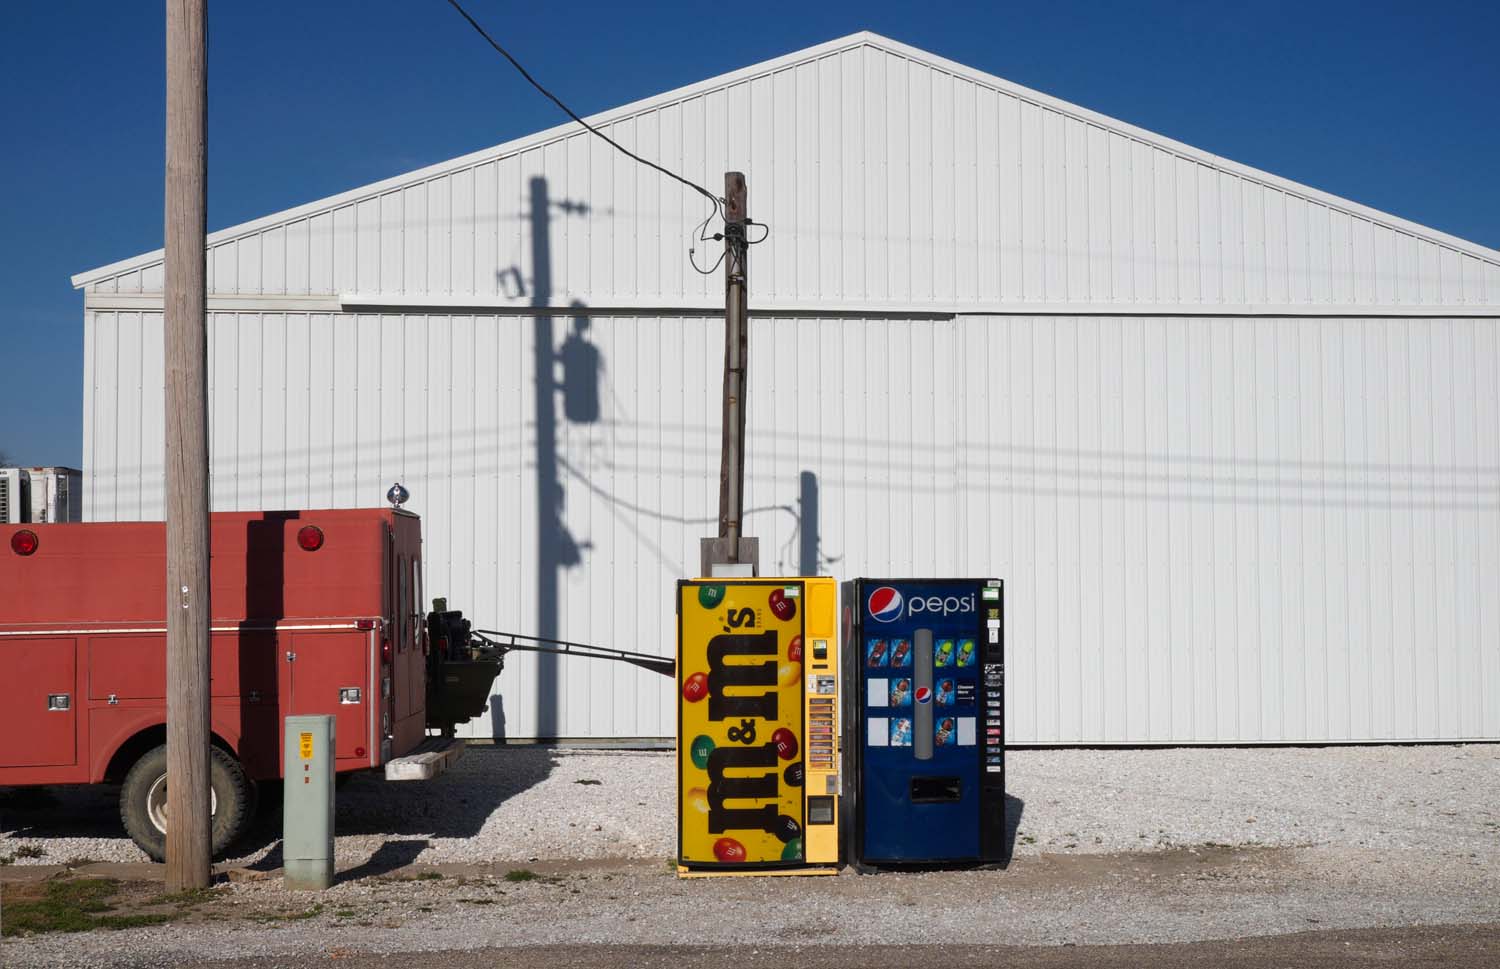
[868,586,904,622]
[914,686,933,704]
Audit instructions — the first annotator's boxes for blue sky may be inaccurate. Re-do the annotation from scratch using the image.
[2,0,1496,469]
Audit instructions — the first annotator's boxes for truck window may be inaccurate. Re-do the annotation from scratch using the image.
[411,558,423,651]
[398,555,409,652]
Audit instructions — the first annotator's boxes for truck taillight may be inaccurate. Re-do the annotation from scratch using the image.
[10,530,38,556]
[296,525,324,551]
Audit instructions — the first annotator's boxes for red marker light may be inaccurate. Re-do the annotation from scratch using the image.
[296,525,324,551]
[381,639,393,666]
[10,530,38,556]
[355,746,366,758]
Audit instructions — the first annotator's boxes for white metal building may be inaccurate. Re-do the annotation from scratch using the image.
[72,32,1500,744]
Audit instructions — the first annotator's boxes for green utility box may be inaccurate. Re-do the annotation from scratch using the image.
[283,715,335,890]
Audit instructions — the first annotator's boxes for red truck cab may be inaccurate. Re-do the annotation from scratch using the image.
[0,508,440,859]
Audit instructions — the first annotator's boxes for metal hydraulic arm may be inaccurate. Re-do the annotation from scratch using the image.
[471,629,675,678]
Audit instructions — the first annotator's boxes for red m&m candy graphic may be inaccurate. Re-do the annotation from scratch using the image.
[772,726,798,760]
[713,837,747,863]
[768,588,797,621]
[682,671,708,702]
[787,635,803,664]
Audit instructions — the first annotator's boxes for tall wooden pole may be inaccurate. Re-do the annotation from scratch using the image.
[716,172,749,563]
[164,0,212,891]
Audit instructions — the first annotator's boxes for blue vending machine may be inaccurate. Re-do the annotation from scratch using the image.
[841,578,1006,867]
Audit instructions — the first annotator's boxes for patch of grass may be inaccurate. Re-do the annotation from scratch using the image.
[334,908,360,918]
[1018,834,1036,846]
[0,854,13,866]
[0,878,155,937]
[504,869,539,883]
[413,870,444,881]
[14,844,46,860]
[64,857,100,869]
[573,778,602,786]
[461,898,496,905]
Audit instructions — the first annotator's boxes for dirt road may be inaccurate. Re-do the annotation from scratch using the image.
[169,924,1500,969]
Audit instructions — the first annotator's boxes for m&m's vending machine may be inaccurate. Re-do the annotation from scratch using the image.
[840,578,1006,868]
[677,578,841,876]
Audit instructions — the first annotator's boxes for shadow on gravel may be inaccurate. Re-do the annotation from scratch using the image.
[1,744,556,862]
[235,744,558,858]
[0,784,127,842]
[1004,793,1025,867]
[336,838,433,882]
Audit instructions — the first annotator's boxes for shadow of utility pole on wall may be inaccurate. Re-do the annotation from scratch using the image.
[798,470,819,577]
[528,175,599,739]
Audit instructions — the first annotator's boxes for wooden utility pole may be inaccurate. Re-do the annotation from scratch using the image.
[164,0,212,891]
[710,172,755,571]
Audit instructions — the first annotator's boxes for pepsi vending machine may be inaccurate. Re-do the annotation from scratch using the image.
[841,578,1005,867]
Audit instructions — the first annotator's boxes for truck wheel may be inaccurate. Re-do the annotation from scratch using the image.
[119,745,257,862]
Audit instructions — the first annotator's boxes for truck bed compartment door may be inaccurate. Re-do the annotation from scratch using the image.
[0,638,77,767]
[286,631,368,761]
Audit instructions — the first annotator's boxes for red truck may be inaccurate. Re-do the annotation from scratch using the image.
[0,507,483,859]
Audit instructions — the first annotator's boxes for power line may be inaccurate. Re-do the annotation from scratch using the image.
[441,0,723,229]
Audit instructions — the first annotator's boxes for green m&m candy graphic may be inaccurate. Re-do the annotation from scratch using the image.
[780,838,803,862]
[697,584,726,609]
[689,734,715,770]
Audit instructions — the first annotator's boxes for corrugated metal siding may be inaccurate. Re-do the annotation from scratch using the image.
[83,309,1500,742]
[82,310,964,740]
[955,315,1500,743]
[80,38,1500,308]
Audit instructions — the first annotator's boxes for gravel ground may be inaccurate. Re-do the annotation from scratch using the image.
[4,744,1497,866]
[3,745,1499,967]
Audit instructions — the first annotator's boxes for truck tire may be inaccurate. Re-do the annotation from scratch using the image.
[119,745,257,862]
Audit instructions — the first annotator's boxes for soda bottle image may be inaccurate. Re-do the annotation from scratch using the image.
[866,639,888,667]
[890,638,911,668]
[957,638,976,667]
[890,677,912,707]
[935,717,955,746]
[890,718,913,746]
[935,639,956,667]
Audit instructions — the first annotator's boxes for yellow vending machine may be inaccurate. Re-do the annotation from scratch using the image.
[677,577,840,876]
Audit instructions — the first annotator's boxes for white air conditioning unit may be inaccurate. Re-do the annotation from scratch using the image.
[0,468,31,524]
[25,467,82,523]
